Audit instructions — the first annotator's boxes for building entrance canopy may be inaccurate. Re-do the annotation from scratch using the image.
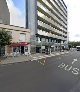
[10,42,30,47]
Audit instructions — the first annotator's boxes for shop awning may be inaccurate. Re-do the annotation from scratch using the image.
[10,42,30,47]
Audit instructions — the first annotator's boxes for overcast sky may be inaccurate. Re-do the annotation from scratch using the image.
[6,0,80,41]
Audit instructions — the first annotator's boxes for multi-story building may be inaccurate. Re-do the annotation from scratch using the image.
[27,0,68,53]
[0,24,30,56]
[0,0,10,24]
[0,0,31,56]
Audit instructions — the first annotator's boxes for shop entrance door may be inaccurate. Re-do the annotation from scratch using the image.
[21,46,24,54]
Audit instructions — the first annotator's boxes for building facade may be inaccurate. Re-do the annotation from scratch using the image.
[0,0,10,24]
[0,24,30,56]
[26,0,68,53]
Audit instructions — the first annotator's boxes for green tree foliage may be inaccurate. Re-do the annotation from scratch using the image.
[69,41,80,48]
[0,29,12,47]
[0,29,12,56]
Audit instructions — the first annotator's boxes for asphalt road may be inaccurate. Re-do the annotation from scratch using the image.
[0,51,80,92]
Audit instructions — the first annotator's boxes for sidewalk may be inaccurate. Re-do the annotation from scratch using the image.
[0,51,69,65]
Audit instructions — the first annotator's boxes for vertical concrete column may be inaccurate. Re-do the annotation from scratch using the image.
[26,0,37,53]
[5,46,7,56]
[57,40,58,51]
[27,0,37,35]
[28,45,30,54]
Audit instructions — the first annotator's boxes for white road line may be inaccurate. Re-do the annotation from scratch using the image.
[65,52,69,53]
[44,55,51,57]
[72,59,78,64]
[38,58,43,59]
[61,52,65,54]
[38,56,46,58]
[31,59,38,61]
[33,57,38,59]
[50,54,55,56]
[56,53,60,55]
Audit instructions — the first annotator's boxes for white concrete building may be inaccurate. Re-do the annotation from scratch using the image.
[26,0,68,53]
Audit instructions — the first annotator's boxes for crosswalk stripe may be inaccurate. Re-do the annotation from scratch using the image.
[61,52,65,54]
[50,54,55,56]
[56,53,60,55]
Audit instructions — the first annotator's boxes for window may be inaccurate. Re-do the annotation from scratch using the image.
[19,33,26,42]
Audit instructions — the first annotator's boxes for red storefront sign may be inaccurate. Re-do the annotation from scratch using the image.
[10,42,30,47]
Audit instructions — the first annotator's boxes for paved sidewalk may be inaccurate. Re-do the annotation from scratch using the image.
[0,51,69,65]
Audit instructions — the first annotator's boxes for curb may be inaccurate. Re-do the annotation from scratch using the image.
[0,52,69,65]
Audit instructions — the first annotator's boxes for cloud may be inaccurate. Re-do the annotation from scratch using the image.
[75,34,80,37]
[6,0,25,27]
[64,0,80,41]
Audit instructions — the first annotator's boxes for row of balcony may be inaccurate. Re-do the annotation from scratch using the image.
[31,40,67,46]
[54,0,67,17]
[37,2,67,29]
[47,0,67,22]
[38,29,67,41]
[37,11,67,32]
[58,0,67,12]
[38,20,67,37]
[38,11,67,28]
[37,15,67,34]
[38,0,67,25]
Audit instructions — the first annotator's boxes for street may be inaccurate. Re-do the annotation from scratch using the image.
[0,51,80,92]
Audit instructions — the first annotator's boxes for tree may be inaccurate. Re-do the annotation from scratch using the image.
[69,41,80,48]
[0,29,12,57]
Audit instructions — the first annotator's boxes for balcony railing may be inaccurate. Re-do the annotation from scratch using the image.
[37,1,67,27]
[38,20,67,36]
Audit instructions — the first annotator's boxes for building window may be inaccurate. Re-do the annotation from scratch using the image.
[19,33,26,42]
[46,39,48,42]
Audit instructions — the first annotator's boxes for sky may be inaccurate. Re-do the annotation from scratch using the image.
[6,0,80,41]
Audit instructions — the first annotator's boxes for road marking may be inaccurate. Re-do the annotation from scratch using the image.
[38,56,46,59]
[72,59,78,64]
[31,59,38,61]
[50,54,55,56]
[38,58,43,59]
[33,57,37,59]
[58,62,80,75]
[38,59,46,66]
[65,52,69,53]
[39,56,45,58]
[43,60,46,63]
[72,68,79,75]
[61,52,65,54]
[56,53,60,55]
[44,55,51,57]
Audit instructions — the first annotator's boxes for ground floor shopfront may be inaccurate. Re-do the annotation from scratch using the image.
[0,24,31,56]
[30,41,68,54]
[34,35,68,54]
[36,45,62,54]
[36,42,68,54]
[5,42,30,56]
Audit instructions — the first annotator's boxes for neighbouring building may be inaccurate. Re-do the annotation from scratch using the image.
[0,0,31,56]
[0,0,10,24]
[26,0,68,53]
[0,24,30,56]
